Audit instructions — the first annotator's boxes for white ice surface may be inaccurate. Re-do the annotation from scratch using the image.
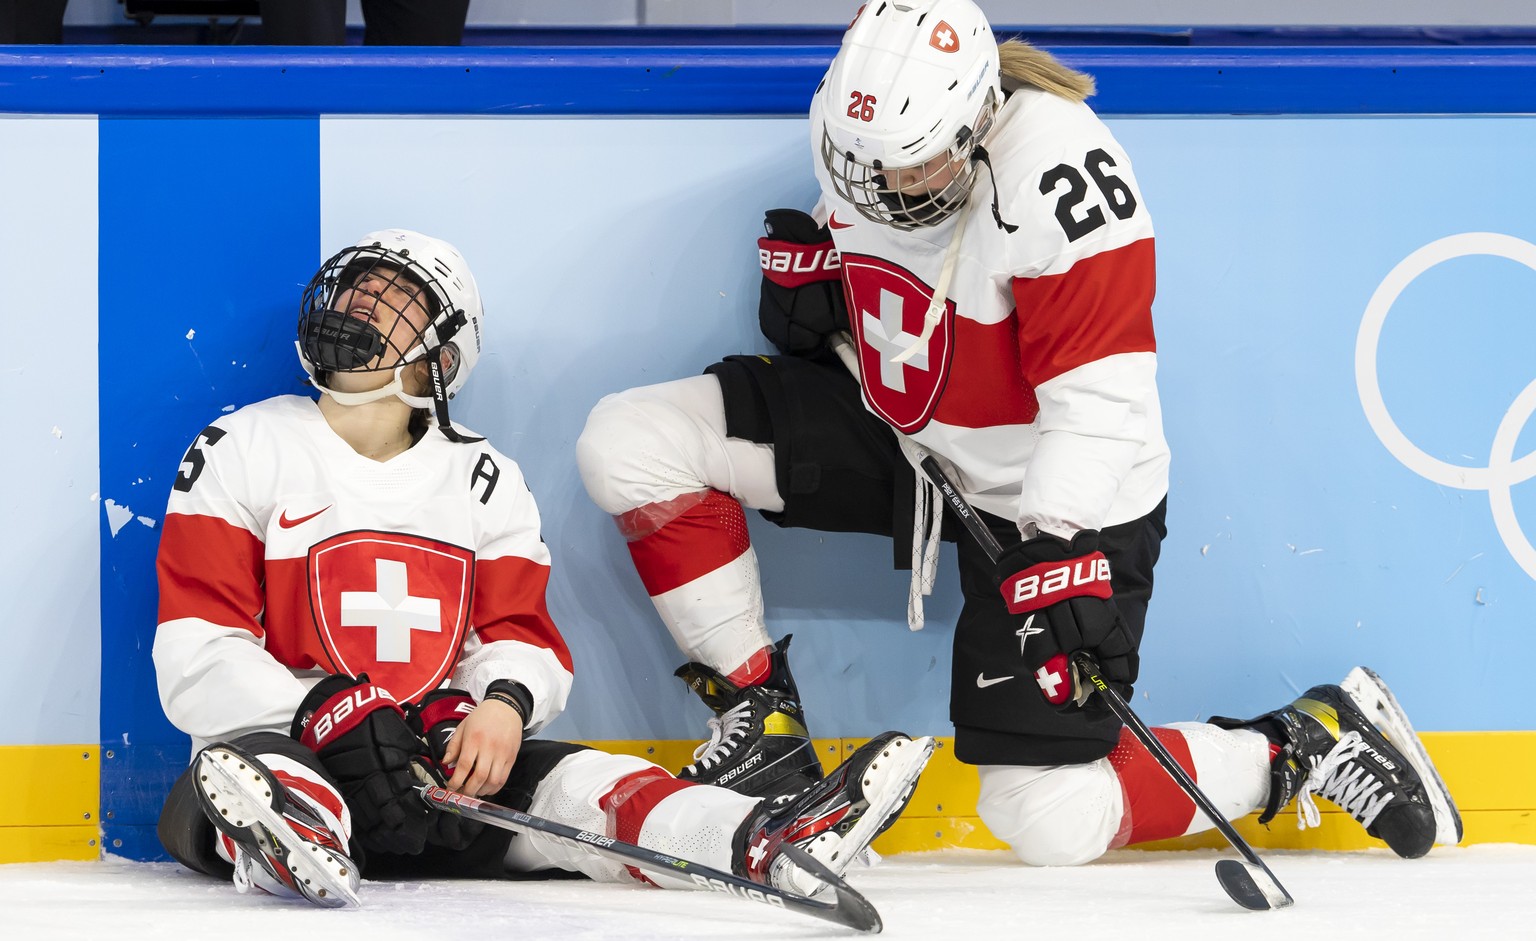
[2,845,1526,939]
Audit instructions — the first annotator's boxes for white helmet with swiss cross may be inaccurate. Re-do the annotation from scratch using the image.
[819,0,1001,230]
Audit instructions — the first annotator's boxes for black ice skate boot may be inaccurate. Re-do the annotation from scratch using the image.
[194,743,361,907]
[675,634,824,799]
[733,732,936,899]
[1211,667,1461,859]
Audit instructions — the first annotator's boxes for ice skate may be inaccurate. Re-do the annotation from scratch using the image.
[194,743,361,908]
[734,732,936,899]
[1213,669,1459,858]
[1339,666,1463,847]
[675,635,824,799]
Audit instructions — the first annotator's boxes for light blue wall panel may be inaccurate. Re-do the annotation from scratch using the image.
[315,115,959,742]
[1,45,1530,858]
[320,114,1536,742]
[1116,116,1536,729]
[0,116,99,746]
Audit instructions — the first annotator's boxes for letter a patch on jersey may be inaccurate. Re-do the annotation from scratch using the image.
[308,530,474,703]
[843,254,955,434]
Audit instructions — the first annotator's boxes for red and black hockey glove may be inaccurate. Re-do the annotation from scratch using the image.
[757,208,848,356]
[293,674,432,856]
[407,688,485,851]
[996,531,1138,705]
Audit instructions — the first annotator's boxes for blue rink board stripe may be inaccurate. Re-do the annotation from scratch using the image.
[4,46,1536,116]
[97,115,321,858]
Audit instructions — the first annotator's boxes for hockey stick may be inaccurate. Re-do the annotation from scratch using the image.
[917,455,1295,912]
[418,785,883,933]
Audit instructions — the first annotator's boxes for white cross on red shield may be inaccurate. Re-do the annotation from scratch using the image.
[308,530,473,704]
[844,254,955,434]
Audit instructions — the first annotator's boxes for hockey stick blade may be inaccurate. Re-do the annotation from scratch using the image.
[917,455,1293,911]
[1214,859,1284,911]
[419,786,882,933]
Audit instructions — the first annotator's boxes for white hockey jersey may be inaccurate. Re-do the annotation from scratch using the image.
[811,84,1170,537]
[153,395,573,745]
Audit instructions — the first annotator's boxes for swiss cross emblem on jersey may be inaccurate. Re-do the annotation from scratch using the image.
[308,530,474,703]
[843,253,955,433]
[929,20,959,53]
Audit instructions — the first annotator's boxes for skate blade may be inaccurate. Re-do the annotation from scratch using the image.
[1340,667,1464,846]
[197,747,361,908]
[784,735,936,899]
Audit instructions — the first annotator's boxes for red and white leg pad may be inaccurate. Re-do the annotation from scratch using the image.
[507,750,758,889]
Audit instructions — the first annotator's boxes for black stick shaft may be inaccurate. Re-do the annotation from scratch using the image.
[419,785,882,933]
[1070,655,1289,888]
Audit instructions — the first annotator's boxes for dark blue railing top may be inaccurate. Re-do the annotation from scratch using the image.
[3,44,1536,116]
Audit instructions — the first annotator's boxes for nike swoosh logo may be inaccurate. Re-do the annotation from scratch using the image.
[278,505,332,529]
[976,673,1015,688]
[828,212,853,229]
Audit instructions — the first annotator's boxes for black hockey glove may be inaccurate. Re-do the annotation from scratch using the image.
[757,208,848,356]
[996,531,1139,705]
[408,689,486,851]
[294,674,432,856]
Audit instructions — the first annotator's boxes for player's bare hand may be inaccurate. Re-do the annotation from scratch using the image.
[443,699,523,796]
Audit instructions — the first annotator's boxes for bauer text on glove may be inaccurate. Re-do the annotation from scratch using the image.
[996,531,1138,704]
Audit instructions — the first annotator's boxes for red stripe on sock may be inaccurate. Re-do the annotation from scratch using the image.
[1108,727,1199,846]
[622,490,752,596]
[599,768,696,884]
[725,645,773,687]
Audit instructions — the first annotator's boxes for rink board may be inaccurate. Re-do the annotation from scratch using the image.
[5,730,1530,862]
[2,45,1536,862]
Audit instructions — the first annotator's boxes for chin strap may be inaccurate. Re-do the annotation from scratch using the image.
[309,350,484,444]
[319,360,415,407]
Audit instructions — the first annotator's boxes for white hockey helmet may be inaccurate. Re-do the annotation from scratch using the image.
[296,229,485,438]
[819,0,1001,229]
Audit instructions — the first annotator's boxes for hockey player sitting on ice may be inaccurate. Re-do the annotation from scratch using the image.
[576,0,1461,867]
[151,229,935,908]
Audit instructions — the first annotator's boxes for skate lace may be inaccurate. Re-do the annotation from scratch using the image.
[231,848,256,895]
[690,700,754,771]
[1294,730,1395,830]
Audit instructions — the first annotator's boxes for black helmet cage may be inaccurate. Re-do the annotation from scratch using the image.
[297,244,467,389]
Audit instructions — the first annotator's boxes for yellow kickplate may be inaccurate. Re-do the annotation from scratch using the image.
[0,826,100,864]
[2,746,99,863]
[0,746,97,828]
[583,731,1536,854]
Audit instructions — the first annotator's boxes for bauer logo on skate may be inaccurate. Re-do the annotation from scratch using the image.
[1003,554,1113,614]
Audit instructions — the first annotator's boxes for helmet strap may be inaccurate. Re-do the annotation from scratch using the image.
[972,145,1018,234]
[427,355,483,444]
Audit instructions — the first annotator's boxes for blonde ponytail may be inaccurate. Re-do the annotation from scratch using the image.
[996,38,1095,102]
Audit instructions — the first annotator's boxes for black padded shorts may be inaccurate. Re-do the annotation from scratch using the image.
[706,351,1168,765]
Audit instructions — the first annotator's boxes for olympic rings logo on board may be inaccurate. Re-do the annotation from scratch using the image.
[1356,232,1536,579]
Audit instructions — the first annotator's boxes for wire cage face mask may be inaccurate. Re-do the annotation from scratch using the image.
[297,245,465,392]
[822,90,997,231]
